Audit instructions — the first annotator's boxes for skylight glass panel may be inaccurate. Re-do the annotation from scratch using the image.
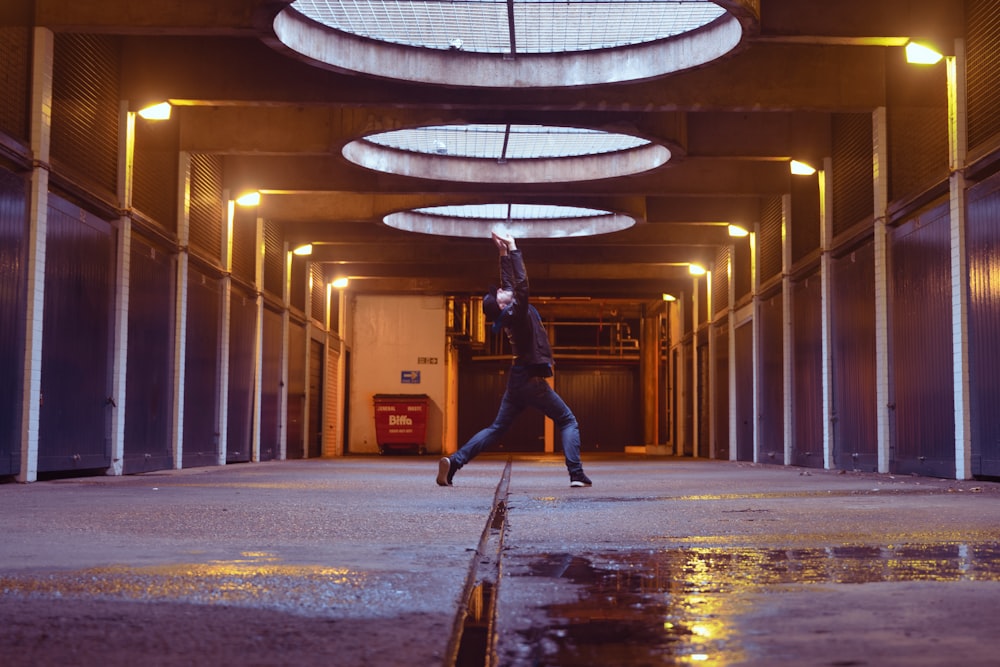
[292,0,727,54]
[364,125,650,159]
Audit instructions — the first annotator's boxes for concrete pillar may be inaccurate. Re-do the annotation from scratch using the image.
[108,101,135,476]
[172,152,191,470]
[641,309,660,446]
[873,107,892,474]
[781,195,793,466]
[251,210,264,462]
[819,158,835,470]
[218,199,234,466]
[947,40,972,480]
[18,27,54,483]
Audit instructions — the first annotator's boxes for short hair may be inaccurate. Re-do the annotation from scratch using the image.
[482,289,501,321]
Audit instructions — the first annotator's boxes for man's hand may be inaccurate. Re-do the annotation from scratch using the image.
[491,231,516,254]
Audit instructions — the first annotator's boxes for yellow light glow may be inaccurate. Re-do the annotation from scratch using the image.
[662,293,677,302]
[905,41,944,65]
[137,102,171,120]
[790,160,816,176]
[236,191,261,207]
[292,244,313,256]
[688,264,707,276]
[727,224,749,237]
[332,277,349,289]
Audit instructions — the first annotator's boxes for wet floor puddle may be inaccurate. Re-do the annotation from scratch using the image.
[502,542,1000,666]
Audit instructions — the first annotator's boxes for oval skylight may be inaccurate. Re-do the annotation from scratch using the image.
[384,203,636,238]
[272,1,751,87]
[343,124,671,182]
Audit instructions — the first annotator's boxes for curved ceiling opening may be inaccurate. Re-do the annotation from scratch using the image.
[343,124,671,183]
[273,1,749,87]
[384,203,636,238]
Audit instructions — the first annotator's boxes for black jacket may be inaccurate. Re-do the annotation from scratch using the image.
[497,249,554,373]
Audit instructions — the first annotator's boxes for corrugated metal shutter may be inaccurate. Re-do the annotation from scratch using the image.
[712,245,729,317]
[790,274,823,468]
[263,219,284,298]
[286,318,307,458]
[290,253,307,312]
[188,153,223,266]
[231,203,256,286]
[887,54,948,202]
[758,196,783,283]
[712,320,729,460]
[733,235,752,302]
[555,363,640,452]
[182,265,222,469]
[0,167,28,476]
[966,172,1000,476]
[132,118,178,233]
[0,26,30,144]
[323,337,341,457]
[832,113,874,237]
[50,34,119,200]
[260,306,283,461]
[757,288,783,464]
[791,174,820,264]
[967,0,1000,152]
[123,234,174,474]
[889,202,954,477]
[311,262,326,324]
[227,286,257,462]
[831,240,878,471]
[38,196,114,473]
[734,321,754,461]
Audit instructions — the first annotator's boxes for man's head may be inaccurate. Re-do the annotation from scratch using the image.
[482,287,514,320]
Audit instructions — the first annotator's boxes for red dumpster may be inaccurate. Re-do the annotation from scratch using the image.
[373,394,429,455]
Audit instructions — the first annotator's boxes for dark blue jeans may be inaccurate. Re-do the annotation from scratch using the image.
[451,366,583,475]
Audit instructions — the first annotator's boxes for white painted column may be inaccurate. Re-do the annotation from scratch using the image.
[217,199,234,465]
[872,107,892,474]
[171,152,191,470]
[707,270,716,460]
[278,242,291,460]
[781,195,794,466]
[18,27,54,483]
[691,276,699,458]
[108,101,135,476]
[728,245,738,461]
[947,40,972,480]
[250,211,264,462]
[819,158,835,470]
[751,226,761,464]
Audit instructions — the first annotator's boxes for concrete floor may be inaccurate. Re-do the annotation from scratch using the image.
[1,455,999,666]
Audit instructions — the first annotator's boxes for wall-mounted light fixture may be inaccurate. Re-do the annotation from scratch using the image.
[137,102,171,120]
[235,191,261,206]
[662,293,677,302]
[688,263,707,276]
[292,243,313,256]
[332,277,349,289]
[905,40,944,65]
[727,224,749,237]
[790,160,816,176]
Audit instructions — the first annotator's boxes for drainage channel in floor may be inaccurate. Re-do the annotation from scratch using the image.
[447,460,511,667]
[497,541,1000,666]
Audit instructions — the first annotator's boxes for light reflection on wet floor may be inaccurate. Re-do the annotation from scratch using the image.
[503,542,1000,667]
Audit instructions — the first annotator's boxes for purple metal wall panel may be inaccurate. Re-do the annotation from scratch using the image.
[286,320,306,459]
[734,321,754,461]
[123,236,174,474]
[307,338,323,458]
[758,290,784,464]
[889,202,955,477]
[0,168,28,476]
[38,196,114,473]
[260,306,282,461]
[182,266,221,468]
[831,241,878,471]
[713,322,730,460]
[791,274,823,468]
[967,173,1000,477]
[227,287,257,462]
[556,363,641,453]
